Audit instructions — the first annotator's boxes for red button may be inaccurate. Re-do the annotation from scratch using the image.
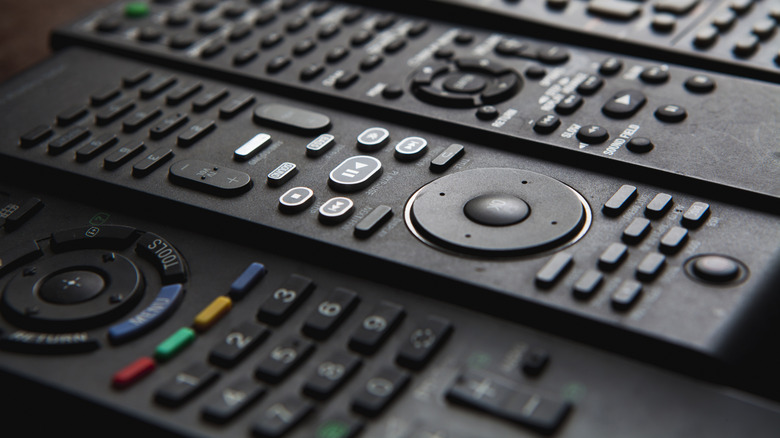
[113,357,156,389]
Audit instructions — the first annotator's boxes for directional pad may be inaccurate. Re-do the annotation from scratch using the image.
[2,250,144,330]
[410,58,522,108]
[406,168,589,256]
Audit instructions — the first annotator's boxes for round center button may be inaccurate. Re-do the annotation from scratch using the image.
[464,193,530,226]
[39,270,106,304]
[443,73,487,94]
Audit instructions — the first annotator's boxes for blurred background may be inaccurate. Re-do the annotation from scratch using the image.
[0,0,113,83]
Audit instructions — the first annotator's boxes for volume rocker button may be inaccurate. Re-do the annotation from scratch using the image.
[168,159,253,197]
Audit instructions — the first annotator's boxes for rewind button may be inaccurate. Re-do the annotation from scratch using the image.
[576,125,609,144]
[319,197,355,224]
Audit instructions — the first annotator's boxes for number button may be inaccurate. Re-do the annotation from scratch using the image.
[349,301,405,354]
[255,336,315,383]
[252,396,313,438]
[274,288,297,303]
[257,274,315,325]
[302,288,360,339]
[202,378,266,424]
[351,367,410,417]
[209,321,270,368]
[303,350,362,400]
[154,362,219,407]
[396,316,453,369]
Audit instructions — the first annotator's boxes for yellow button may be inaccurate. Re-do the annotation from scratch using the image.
[194,296,232,331]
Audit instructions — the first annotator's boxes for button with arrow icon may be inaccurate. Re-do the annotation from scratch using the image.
[602,90,646,119]
[329,156,383,192]
[394,136,428,161]
[357,127,390,151]
[576,125,609,144]
[319,197,355,224]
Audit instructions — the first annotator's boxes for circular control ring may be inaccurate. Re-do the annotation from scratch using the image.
[405,168,590,256]
[2,250,144,331]
[409,58,522,108]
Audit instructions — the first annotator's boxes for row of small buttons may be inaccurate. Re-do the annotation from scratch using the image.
[260,16,428,91]
[603,185,710,229]
[693,2,780,61]
[535,183,713,311]
[98,0,429,95]
[527,0,780,68]
[18,69,256,178]
[518,58,715,150]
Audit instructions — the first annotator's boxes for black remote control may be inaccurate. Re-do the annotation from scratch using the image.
[51,0,780,200]
[422,0,780,83]
[0,0,778,437]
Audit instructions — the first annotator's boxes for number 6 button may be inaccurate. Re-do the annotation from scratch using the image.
[302,288,359,340]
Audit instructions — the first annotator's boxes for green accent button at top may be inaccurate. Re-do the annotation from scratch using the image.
[125,2,150,18]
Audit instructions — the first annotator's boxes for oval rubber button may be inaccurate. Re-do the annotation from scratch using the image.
[253,103,331,134]
[169,159,252,197]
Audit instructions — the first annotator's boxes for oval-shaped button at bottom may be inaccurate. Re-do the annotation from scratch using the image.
[169,160,252,197]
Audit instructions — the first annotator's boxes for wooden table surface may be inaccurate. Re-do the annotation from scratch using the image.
[0,0,114,83]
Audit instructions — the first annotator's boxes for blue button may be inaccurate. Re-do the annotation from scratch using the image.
[229,262,267,300]
[108,284,184,344]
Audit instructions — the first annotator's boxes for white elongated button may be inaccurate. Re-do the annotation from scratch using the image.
[234,133,271,161]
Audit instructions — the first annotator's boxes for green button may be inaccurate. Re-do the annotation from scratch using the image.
[125,2,150,18]
[154,327,195,362]
[316,421,351,438]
